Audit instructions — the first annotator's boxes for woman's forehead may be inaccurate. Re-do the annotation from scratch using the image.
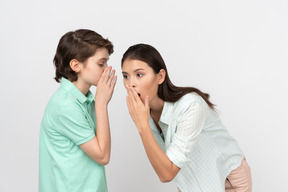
[122,59,151,72]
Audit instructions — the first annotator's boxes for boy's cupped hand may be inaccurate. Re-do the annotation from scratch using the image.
[95,66,117,106]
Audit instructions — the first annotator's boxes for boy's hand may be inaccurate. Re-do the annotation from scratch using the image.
[95,66,117,106]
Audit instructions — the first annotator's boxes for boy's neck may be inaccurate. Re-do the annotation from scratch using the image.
[71,79,91,95]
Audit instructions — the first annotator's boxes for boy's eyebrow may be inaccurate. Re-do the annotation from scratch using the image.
[122,68,145,74]
[97,58,109,61]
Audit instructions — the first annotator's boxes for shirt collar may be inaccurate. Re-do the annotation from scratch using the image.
[159,101,173,125]
[61,77,95,104]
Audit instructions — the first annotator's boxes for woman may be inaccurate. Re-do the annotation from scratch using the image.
[121,44,252,192]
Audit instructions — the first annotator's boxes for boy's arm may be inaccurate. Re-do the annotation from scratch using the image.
[79,105,110,165]
[80,67,116,165]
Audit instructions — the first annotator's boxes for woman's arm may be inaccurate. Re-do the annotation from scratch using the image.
[80,67,117,165]
[140,126,180,182]
[126,86,180,182]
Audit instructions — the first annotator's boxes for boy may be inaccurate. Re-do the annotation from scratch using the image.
[39,29,117,192]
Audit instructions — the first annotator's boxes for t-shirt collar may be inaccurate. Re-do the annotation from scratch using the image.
[61,77,94,104]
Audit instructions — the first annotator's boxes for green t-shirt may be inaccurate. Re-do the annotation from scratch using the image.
[39,78,107,192]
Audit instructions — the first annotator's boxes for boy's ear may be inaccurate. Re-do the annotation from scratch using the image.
[70,59,81,73]
[157,69,166,85]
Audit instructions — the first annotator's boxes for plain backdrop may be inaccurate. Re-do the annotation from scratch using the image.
[0,0,287,191]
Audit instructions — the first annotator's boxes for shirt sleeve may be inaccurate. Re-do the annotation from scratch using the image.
[57,103,95,145]
[166,101,206,168]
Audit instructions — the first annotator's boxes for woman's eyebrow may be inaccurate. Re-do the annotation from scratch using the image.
[122,68,145,74]
[133,68,145,72]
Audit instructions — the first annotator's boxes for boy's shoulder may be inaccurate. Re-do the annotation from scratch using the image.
[47,86,80,112]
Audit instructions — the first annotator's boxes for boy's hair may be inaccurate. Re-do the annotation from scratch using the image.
[53,29,114,82]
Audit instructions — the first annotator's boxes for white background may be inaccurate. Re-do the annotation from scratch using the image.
[0,0,287,191]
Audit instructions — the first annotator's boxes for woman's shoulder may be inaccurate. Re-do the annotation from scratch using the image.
[176,92,204,105]
[169,93,205,114]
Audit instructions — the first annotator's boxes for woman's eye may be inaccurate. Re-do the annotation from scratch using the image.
[123,75,128,79]
[137,73,143,77]
[98,63,105,67]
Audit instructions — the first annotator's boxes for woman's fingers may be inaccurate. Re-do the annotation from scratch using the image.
[126,94,135,117]
[129,87,141,103]
[125,86,139,114]
[125,85,133,105]
[126,85,136,103]
[125,85,148,117]
[144,95,149,110]
[126,96,131,109]
[125,84,130,96]
[125,86,141,104]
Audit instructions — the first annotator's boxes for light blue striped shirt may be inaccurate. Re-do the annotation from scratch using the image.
[149,93,244,192]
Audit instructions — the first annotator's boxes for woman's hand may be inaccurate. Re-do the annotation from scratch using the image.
[125,85,150,133]
[95,66,117,106]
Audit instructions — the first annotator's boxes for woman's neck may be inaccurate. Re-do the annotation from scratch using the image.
[150,97,164,123]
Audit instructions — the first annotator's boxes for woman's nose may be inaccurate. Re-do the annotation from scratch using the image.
[129,78,136,88]
[129,82,136,88]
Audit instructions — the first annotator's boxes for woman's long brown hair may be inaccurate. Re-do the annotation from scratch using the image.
[121,44,215,109]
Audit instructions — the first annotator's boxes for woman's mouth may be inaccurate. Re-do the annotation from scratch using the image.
[137,93,141,97]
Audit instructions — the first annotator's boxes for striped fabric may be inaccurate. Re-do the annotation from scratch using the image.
[149,93,244,192]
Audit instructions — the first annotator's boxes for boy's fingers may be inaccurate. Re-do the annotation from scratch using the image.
[111,76,117,89]
[98,68,106,83]
[100,67,109,83]
[108,69,115,86]
[112,75,117,89]
[104,66,112,83]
